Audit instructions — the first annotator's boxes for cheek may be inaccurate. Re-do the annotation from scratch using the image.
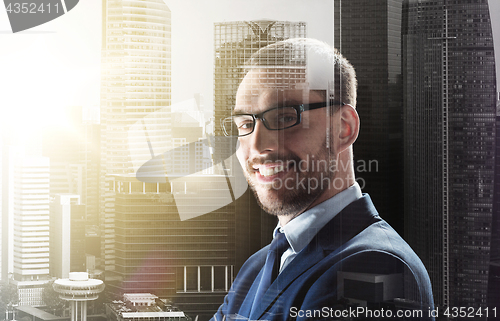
[235,144,247,169]
[291,124,326,147]
[286,127,330,159]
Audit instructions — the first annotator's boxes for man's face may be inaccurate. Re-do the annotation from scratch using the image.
[234,69,341,217]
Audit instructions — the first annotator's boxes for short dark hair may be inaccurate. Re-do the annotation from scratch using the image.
[244,38,357,107]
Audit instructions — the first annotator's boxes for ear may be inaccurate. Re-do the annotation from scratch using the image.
[337,104,359,152]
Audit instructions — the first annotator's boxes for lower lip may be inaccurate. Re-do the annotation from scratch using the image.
[254,166,291,184]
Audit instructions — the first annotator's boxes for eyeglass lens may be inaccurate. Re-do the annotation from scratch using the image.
[224,107,299,137]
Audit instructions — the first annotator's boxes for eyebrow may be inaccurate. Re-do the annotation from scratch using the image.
[232,105,257,115]
[232,102,334,116]
[232,105,282,116]
[232,98,304,116]
[232,110,252,116]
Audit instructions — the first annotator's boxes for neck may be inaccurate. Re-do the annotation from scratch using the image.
[278,167,356,226]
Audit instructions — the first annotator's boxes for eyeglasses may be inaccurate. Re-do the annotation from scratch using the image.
[221,101,344,137]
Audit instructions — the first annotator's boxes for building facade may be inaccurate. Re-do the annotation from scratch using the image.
[403,0,497,310]
[42,107,85,200]
[43,106,102,226]
[489,92,500,313]
[107,175,234,319]
[106,293,189,321]
[100,0,172,275]
[50,194,86,279]
[12,157,52,306]
[333,0,405,234]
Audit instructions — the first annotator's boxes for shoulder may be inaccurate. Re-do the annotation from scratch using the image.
[341,220,432,290]
[319,194,426,269]
[316,195,434,307]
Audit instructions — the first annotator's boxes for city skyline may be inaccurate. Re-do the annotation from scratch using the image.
[0,1,499,142]
[0,1,499,319]
[0,0,337,145]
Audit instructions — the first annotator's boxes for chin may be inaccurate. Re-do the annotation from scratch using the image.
[251,184,312,217]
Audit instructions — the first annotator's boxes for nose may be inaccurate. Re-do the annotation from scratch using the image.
[245,118,279,155]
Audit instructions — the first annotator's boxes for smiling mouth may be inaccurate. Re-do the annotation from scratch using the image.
[258,164,285,177]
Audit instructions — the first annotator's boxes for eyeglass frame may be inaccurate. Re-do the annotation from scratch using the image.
[221,100,346,137]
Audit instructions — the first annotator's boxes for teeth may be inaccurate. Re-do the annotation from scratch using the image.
[259,165,284,177]
[259,167,275,177]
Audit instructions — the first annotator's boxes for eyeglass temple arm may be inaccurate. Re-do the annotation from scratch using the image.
[301,100,345,111]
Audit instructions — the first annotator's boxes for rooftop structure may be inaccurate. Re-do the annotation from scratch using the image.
[53,272,105,321]
[123,293,157,306]
[106,293,190,321]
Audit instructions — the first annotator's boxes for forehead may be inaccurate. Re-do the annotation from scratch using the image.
[235,69,323,113]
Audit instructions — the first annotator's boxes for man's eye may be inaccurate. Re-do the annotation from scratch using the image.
[277,115,298,123]
[274,113,298,127]
[237,121,254,129]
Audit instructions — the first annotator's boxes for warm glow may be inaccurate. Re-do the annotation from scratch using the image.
[0,37,99,144]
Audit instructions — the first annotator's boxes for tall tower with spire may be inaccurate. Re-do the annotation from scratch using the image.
[403,0,497,310]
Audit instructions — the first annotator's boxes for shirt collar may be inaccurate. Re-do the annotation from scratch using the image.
[273,182,362,254]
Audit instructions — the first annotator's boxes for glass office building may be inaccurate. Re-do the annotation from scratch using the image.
[107,175,234,319]
[334,0,405,234]
[100,0,172,274]
[403,0,497,310]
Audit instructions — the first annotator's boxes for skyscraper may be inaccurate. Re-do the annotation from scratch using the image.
[171,112,206,175]
[42,106,85,199]
[50,194,86,279]
[489,92,500,315]
[100,0,171,275]
[108,175,235,319]
[403,0,497,310]
[333,0,405,234]
[2,143,22,282]
[82,107,101,226]
[1,141,8,282]
[11,156,51,306]
[0,142,3,281]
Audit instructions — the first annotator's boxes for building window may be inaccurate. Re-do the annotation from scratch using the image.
[177,265,233,293]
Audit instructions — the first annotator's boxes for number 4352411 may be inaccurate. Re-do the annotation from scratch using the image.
[6,2,60,14]
[443,307,497,318]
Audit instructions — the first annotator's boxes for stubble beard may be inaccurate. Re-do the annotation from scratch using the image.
[244,144,335,217]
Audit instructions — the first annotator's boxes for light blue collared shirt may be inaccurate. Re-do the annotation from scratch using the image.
[274,182,363,273]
